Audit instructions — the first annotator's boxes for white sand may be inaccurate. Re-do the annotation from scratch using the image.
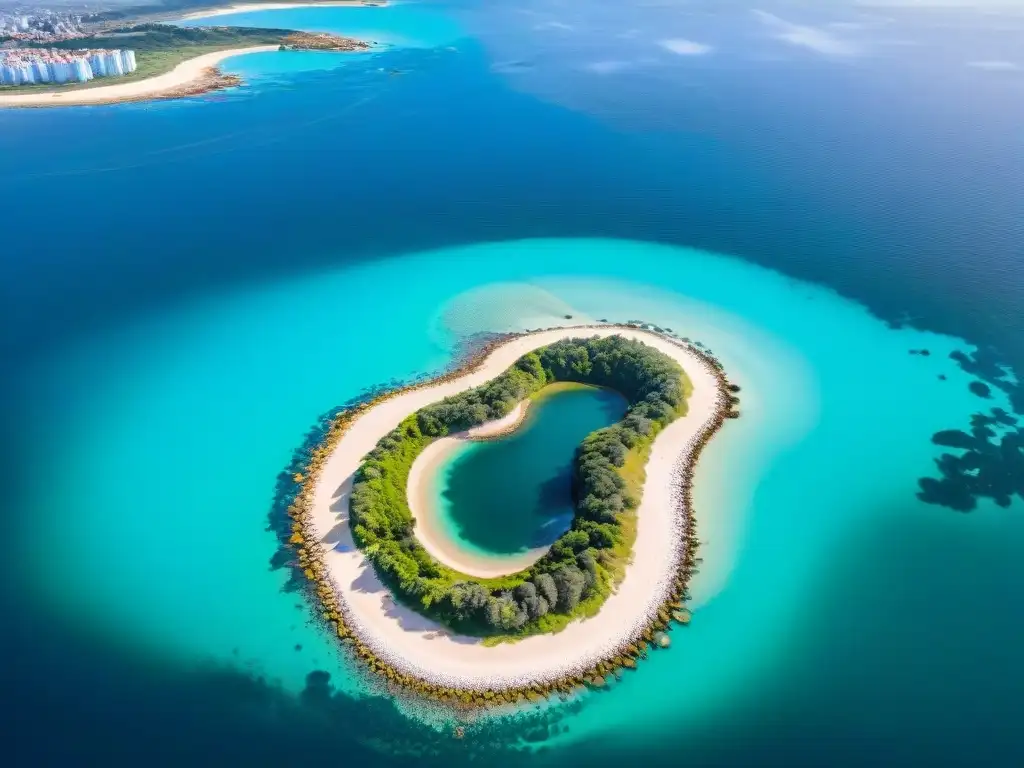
[406,402,551,578]
[179,1,382,20]
[0,46,275,108]
[312,326,726,689]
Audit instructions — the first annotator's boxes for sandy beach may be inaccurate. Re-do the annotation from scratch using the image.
[0,47,275,108]
[179,1,382,20]
[311,326,728,690]
[406,401,551,578]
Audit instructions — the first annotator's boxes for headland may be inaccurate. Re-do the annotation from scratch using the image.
[285,325,739,704]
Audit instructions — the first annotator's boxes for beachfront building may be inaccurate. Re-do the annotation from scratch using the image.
[88,50,132,78]
[0,48,138,86]
[31,60,50,83]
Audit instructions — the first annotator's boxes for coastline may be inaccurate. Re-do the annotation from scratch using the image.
[295,325,733,696]
[406,401,551,579]
[0,46,275,108]
[178,1,383,21]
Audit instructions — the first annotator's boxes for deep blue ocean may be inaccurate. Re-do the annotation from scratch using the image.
[1,2,1023,766]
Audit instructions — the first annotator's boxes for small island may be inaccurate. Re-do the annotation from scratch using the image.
[351,336,691,638]
[0,23,371,107]
[282,325,739,706]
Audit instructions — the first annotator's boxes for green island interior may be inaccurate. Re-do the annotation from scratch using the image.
[350,336,693,639]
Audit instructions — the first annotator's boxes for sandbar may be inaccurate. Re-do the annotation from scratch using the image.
[0,46,275,108]
[311,326,728,690]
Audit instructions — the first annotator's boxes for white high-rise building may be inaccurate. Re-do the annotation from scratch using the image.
[1,48,139,86]
[89,53,106,76]
[71,57,92,82]
[56,61,73,84]
[103,51,124,77]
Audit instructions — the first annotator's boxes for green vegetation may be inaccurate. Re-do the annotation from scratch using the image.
[0,24,294,94]
[350,336,692,638]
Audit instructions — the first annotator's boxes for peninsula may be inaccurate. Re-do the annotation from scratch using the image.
[284,325,739,704]
[0,23,370,107]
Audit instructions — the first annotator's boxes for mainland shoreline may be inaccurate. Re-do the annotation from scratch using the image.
[0,46,275,108]
[178,1,384,21]
[295,325,734,697]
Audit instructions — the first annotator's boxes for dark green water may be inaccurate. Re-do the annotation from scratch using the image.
[437,385,627,557]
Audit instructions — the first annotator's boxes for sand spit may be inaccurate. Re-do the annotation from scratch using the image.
[178,1,384,21]
[287,325,735,702]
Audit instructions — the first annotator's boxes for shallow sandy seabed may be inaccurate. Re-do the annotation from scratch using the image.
[312,326,727,689]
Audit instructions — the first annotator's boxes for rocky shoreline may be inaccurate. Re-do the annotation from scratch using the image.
[281,323,738,708]
[157,67,242,100]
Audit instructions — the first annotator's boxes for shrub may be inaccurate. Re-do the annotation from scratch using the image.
[553,566,587,612]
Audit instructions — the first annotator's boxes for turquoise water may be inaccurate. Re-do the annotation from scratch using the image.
[18,235,1021,751]
[4,1,1024,764]
[436,385,626,559]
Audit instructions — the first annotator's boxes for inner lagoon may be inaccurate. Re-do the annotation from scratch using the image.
[435,384,627,563]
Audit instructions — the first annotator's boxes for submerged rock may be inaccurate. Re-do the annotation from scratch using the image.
[672,609,692,625]
[969,380,992,399]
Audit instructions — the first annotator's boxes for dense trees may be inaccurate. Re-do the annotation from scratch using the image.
[349,336,689,637]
